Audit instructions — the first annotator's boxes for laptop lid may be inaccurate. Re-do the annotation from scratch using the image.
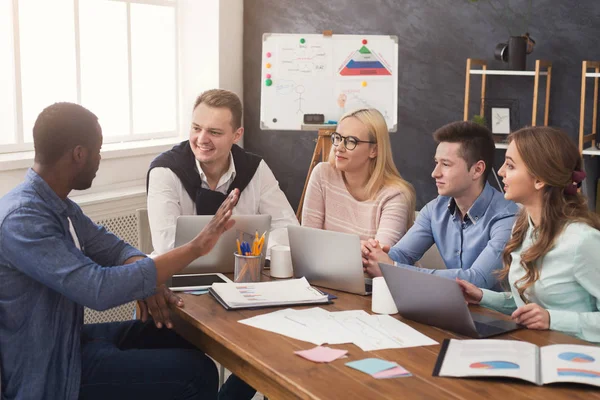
[287,225,369,295]
[174,215,271,273]
[379,263,520,338]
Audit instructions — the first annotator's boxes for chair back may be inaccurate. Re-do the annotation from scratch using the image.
[137,208,154,255]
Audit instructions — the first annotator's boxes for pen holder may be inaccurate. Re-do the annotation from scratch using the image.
[234,253,263,283]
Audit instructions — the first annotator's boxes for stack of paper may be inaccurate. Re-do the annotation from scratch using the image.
[346,358,412,379]
[210,277,329,309]
[238,307,437,351]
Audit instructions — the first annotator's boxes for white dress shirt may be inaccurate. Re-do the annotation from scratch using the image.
[147,153,299,256]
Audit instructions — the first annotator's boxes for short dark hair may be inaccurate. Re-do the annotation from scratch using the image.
[193,89,243,130]
[433,121,495,181]
[33,102,99,165]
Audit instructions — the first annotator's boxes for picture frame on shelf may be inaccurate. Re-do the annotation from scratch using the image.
[483,98,520,138]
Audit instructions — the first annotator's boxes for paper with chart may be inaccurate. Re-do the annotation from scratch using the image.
[210,277,328,308]
[238,307,437,351]
[437,339,539,384]
[260,33,398,131]
[540,344,600,387]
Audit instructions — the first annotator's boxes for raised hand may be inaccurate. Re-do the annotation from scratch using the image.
[191,189,239,256]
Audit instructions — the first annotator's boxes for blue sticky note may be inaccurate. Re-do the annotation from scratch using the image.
[345,358,398,375]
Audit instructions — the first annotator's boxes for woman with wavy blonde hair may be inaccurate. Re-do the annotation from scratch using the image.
[457,126,600,342]
[301,108,416,247]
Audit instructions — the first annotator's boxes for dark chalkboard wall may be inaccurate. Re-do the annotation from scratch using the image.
[242,0,600,210]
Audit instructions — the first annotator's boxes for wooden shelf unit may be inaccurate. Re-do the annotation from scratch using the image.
[463,58,553,137]
[578,60,600,154]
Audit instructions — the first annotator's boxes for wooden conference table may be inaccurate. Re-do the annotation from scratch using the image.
[171,274,599,400]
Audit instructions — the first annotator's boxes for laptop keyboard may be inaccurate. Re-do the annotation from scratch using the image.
[473,321,507,337]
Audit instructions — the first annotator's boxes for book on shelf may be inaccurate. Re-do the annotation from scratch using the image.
[433,338,600,388]
[209,277,330,310]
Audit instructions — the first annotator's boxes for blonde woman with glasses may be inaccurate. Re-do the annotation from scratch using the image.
[301,108,416,247]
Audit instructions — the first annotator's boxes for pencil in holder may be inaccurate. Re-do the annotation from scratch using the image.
[234,253,263,283]
[236,229,267,266]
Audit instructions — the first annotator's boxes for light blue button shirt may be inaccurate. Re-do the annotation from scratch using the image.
[387,183,518,289]
[481,218,600,343]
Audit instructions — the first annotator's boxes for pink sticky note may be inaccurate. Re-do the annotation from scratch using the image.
[372,365,411,379]
[294,346,348,363]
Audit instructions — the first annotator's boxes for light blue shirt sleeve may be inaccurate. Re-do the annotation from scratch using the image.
[392,214,514,289]
[547,232,600,343]
[480,289,518,315]
[387,204,435,265]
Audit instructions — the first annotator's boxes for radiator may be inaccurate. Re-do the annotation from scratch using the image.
[84,211,140,324]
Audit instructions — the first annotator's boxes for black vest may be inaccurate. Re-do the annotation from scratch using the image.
[147,141,262,215]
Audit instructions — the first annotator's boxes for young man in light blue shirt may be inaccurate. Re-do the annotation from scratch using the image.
[363,121,518,289]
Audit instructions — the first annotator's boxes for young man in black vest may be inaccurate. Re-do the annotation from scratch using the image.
[147,89,299,399]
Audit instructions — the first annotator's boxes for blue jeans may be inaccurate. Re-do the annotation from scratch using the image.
[79,320,256,400]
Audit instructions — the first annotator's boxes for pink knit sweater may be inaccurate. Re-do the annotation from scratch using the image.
[301,162,411,247]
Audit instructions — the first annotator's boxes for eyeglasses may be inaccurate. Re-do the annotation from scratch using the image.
[331,132,375,151]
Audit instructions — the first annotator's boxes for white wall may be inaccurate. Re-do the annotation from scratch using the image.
[0,0,244,215]
[218,0,244,94]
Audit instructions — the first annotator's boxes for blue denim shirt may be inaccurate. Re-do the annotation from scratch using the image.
[387,183,518,289]
[0,169,157,400]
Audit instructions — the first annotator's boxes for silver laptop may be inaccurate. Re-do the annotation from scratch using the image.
[379,263,521,338]
[287,225,371,295]
[174,215,271,273]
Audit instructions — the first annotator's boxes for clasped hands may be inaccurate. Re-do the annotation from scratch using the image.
[360,238,394,277]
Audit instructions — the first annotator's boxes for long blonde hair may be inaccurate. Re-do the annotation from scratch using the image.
[328,108,416,227]
[499,126,600,302]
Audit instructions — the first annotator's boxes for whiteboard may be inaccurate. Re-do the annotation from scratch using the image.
[260,33,398,131]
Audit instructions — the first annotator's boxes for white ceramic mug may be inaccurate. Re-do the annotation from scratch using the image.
[269,245,293,278]
[371,276,398,315]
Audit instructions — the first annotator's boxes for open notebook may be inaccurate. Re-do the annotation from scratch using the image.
[434,339,600,388]
[209,277,330,310]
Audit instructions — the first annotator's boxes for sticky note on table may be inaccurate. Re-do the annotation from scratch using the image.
[345,358,398,375]
[294,346,348,363]
[372,365,411,379]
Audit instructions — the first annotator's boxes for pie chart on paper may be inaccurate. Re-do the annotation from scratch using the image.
[470,361,520,370]
[558,352,595,363]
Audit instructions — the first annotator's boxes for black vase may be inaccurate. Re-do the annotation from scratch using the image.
[508,36,527,71]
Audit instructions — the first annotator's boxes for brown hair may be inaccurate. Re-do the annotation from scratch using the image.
[433,121,495,182]
[193,89,243,130]
[499,126,600,302]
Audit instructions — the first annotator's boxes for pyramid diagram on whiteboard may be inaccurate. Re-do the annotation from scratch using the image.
[339,46,392,76]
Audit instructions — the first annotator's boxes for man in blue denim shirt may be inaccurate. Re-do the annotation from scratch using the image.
[363,121,518,289]
[0,103,240,400]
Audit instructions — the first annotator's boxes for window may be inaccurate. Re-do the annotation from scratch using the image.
[0,0,178,154]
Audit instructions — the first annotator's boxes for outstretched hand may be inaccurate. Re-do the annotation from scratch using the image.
[192,189,239,256]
